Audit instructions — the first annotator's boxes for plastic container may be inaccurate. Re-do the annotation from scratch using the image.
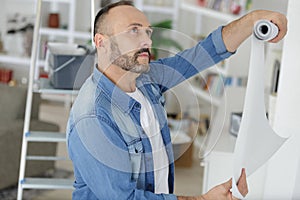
[46,43,94,89]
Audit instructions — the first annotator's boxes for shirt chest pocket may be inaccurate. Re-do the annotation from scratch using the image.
[127,139,143,181]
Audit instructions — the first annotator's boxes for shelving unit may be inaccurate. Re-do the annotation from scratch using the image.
[181,0,239,22]
[178,0,246,113]
[0,0,91,77]
[189,63,230,107]
[189,85,221,107]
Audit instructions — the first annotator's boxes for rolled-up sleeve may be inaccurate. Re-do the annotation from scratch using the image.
[212,26,235,59]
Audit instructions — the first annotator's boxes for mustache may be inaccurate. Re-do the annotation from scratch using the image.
[134,48,151,58]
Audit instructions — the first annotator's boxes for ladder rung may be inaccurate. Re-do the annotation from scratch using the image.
[36,78,79,95]
[21,178,74,190]
[26,131,66,142]
[26,155,69,161]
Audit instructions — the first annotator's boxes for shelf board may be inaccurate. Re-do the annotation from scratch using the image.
[21,178,74,190]
[73,31,92,40]
[190,85,220,106]
[40,28,90,40]
[34,78,79,95]
[0,55,48,67]
[181,0,239,22]
[0,55,31,66]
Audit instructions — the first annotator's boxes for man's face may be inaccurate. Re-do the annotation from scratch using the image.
[109,36,151,73]
[106,6,153,73]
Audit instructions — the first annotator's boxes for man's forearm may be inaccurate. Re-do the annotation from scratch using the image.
[221,11,254,52]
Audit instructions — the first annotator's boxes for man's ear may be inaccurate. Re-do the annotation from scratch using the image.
[94,33,106,49]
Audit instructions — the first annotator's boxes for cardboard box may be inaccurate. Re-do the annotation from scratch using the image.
[174,141,194,167]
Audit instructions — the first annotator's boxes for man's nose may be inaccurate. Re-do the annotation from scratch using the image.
[140,32,152,49]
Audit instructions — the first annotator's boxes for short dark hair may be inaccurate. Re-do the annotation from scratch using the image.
[93,1,134,36]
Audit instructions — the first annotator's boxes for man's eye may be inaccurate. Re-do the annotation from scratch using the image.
[146,29,153,37]
[130,27,139,34]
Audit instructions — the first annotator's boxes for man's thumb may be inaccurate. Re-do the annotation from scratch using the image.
[223,178,232,191]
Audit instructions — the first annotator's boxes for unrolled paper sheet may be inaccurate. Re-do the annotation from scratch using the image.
[231,20,287,199]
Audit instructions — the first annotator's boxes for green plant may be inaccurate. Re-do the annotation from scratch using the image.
[151,20,183,59]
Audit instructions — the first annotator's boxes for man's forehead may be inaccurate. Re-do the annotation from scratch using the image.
[107,5,151,28]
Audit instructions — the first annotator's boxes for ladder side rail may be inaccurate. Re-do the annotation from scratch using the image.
[68,0,76,43]
[34,36,42,81]
[17,0,43,199]
[91,0,96,47]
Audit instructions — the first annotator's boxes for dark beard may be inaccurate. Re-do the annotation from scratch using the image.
[109,39,150,73]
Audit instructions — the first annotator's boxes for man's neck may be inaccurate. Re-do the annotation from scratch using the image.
[97,64,139,93]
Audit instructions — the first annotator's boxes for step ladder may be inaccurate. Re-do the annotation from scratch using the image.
[17,0,96,199]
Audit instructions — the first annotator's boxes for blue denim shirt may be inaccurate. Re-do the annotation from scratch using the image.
[67,26,233,200]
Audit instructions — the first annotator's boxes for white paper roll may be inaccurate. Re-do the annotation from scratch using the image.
[268,93,277,127]
[231,20,286,199]
[254,19,279,41]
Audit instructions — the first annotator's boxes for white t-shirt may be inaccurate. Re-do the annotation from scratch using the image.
[127,89,169,194]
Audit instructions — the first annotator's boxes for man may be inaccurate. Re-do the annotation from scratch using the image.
[67,1,287,199]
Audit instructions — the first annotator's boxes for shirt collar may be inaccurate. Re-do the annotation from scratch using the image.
[92,66,138,114]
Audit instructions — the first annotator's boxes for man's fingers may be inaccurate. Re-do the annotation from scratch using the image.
[237,168,248,197]
[269,14,288,43]
[223,178,232,191]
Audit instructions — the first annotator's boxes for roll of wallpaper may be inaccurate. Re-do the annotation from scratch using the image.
[231,20,287,199]
[253,19,279,41]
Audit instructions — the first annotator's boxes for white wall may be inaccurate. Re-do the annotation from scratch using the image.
[76,0,93,32]
[263,0,300,199]
[252,0,288,14]
[0,1,6,38]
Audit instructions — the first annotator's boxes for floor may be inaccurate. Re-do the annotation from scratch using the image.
[32,99,204,199]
